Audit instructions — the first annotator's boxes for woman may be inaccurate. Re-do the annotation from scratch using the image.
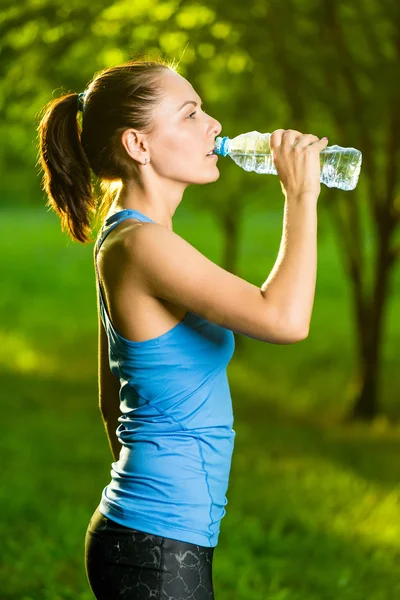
[37,56,328,599]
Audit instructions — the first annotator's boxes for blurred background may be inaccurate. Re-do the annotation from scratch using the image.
[1,0,400,598]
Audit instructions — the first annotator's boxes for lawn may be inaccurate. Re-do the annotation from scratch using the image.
[0,205,399,599]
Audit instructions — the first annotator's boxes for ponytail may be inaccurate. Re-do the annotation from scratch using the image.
[36,56,177,244]
[37,92,95,243]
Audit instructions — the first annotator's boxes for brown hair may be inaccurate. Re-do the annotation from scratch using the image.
[36,54,179,244]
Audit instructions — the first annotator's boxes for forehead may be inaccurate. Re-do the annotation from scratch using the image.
[158,70,199,114]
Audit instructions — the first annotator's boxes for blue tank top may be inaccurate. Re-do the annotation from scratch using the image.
[94,209,236,547]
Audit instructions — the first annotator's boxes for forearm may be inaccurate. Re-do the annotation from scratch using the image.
[261,195,318,334]
[100,407,122,462]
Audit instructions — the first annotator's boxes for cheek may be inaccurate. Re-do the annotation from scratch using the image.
[153,130,200,168]
[154,130,184,157]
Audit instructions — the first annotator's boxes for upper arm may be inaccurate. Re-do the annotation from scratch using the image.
[98,293,120,415]
[123,223,306,344]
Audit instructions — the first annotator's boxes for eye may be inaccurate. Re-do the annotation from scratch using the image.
[187,111,197,119]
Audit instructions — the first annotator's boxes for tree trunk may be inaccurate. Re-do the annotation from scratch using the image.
[221,209,240,275]
[348,320,383,420]
[220,208,245,353]
[346,222,395,421]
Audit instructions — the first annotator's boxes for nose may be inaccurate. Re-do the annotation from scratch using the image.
[210,117,222,139]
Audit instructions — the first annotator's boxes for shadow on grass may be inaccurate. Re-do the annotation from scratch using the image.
[229,356,400,491]
[1,365,399,599]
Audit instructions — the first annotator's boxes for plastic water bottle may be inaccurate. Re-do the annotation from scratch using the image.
[214,131,362,191]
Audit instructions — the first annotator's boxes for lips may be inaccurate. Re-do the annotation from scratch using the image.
[206,144,217,156]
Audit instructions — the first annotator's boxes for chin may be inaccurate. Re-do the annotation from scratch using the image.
[205,167,221,183]
[198,173,220,185]
[186,166,220,185]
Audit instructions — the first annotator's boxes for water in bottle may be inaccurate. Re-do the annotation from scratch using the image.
[213,131,362,191]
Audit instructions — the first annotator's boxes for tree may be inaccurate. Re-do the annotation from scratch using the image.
[193,0,400,420]
[2,0,399,418]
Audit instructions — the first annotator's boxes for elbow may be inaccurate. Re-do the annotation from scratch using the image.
[278,321,309,344]
[276,312,310,344]
[267,327,309,345]
[291,323,309,343]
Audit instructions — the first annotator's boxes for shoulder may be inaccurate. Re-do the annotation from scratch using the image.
[121,222,196,278]
[96,220,146,262]
[95,220,155,293]
[122,221,174,253]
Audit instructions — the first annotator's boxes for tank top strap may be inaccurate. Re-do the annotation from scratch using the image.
[95,209,155,257]
[94,209,155,332]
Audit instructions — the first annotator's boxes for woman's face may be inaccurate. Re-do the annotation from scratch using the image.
[146,69,223,185]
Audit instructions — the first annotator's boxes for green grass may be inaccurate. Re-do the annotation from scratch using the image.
[0,206,399,599]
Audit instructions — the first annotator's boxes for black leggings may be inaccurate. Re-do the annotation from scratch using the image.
[84,507,215,599]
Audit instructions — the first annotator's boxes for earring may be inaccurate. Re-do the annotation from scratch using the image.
[144,158,149,165]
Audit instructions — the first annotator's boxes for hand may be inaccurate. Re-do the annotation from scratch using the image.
[270,129,329,199]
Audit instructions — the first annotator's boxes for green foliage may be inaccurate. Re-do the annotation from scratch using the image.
[1,0,400,593]
[0,207,399,598]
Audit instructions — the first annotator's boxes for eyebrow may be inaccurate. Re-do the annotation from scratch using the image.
[178,99,203,111]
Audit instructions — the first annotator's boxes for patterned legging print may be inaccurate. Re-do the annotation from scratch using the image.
[84,507,215,599]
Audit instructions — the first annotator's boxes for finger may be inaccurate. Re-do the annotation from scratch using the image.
[270,129,287,148]
[283,129,303,138]
[293,134,320,148]
[281,130,304,148]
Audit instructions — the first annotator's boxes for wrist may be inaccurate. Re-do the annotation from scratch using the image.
[285,191,319,207]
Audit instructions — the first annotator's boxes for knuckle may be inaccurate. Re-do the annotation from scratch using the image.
[270,129,286,148]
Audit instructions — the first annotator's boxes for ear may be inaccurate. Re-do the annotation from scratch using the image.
[120,129,148,163]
